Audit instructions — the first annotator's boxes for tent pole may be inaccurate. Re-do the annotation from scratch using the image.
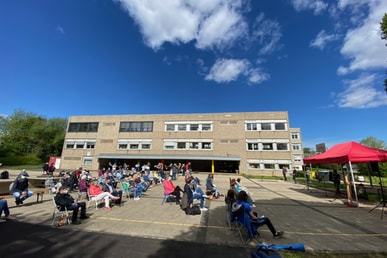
[348,161,359,207]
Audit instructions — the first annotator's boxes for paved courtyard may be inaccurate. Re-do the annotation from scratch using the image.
[1,170,386,257]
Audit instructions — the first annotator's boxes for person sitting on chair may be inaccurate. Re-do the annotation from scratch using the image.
[54,186,88,225]
[163,175,183,205]
[102,178,123,206]
[184,176,208,211]
[89,180,120,210]
[236,191,284,238]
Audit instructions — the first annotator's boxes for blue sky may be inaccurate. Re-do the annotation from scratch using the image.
[1,0,387,149]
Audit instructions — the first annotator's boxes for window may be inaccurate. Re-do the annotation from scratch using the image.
[202,124,211,131]
[166,124,175,131]
[202,142,212,149]
[277,143,288,151]
[119,121,153,132]
[86,142,95,149]
[247,143,259,150]
[274,123,286,130]
[190,124,199,131]
[293,155,302,162]
[264,164,275,169]
[292,144,301,151]
[142,144,151,149]
[178,124,187,131]
[83,157,93,166]
[262,143,273,150]
[164,143,175,149]
[291,133,299,139]
[76,143,84,149]
[68,122,98,132]
[261,123,272,130]
[248,163,260,169]
[177,142,186,149]
[129,144,139,149]
[118,144,128,149]
[189,142,199,149]
[246,123,257,131]
[66,144,74,149]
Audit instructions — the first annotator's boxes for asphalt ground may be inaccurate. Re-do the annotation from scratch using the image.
[1,170,386,257]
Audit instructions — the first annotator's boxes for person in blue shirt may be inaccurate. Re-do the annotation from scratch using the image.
[236,190,284,238]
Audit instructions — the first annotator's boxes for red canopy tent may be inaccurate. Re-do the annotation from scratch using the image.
[303,141,387,164]
[303,141,387,206]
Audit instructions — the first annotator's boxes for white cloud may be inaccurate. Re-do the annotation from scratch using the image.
[247,68,270,84]
[195,5,248,50]
[205,59,249,83]
[338,0,387,74]
[204,58,269,84]
[290,0,328,15]
[334,74,387,108]
[56,26,65,35]
[310,30,339,49]
[252,14,282,55]
[115,0,249,51]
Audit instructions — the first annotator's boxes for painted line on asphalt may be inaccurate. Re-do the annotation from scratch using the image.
[95,216,387,237]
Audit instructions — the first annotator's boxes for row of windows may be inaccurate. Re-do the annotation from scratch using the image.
[248,162,291,170]
[65,140,96,149]
[164,141,212,150]
[165,122,212,132]
[68,120,290,133]
[246,122,287,131]
[247,142,289,151]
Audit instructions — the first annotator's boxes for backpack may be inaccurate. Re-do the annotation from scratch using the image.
[1,171,9,179]
[185,205,201,215]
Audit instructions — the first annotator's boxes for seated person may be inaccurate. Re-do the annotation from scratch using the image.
[225,189,237,210]
[205,173,222,198]
[78,174,90,198]
[236,191,284,238]
[123,177,142,201]
[61,173,75,192]
[163,175,183,205]
[0,199,16,220]
[11,170,33,205]
[102,178,123,206]
[184,176,208,211]
[89,180,120,210]
[54,186,88,225]
[230,178,255,207]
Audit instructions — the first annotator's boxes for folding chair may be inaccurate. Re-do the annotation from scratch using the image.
[232,203,259,244]
[121,181,135,199]
[51,197,71,226]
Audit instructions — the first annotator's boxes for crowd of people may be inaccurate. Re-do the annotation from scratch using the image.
[1,162,284,242]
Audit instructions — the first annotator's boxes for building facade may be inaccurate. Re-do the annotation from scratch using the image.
[60,111,303,175]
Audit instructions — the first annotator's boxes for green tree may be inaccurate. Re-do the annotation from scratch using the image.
[381,13,387,93]
[358,136,387,177]
[0,110,67,165]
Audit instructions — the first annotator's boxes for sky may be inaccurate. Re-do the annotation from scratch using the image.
[1,0,387,150]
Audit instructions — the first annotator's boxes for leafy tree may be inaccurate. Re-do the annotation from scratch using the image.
[358,136,387,177]
[0,110,67,165]
[381,13,387,93]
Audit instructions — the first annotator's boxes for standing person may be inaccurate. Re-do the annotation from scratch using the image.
[305,170,311,184]
[54,186,88,225]
[282,167,287,181]
[42,162,49,175]
[292,168,297,184]
[48,163,56,175]
[11,170,33,205]
[332,170,341,196]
